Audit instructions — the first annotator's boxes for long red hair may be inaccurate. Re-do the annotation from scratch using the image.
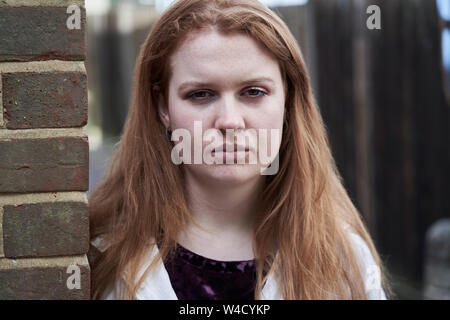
[89,0,393,299]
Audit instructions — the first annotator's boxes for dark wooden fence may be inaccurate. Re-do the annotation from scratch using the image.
[275,0,449,298]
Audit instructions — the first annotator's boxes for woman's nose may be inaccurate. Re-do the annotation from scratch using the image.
[213,95,245,131]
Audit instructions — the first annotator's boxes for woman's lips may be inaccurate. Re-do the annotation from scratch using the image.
[219,144,249,152]
[211,148,250,162]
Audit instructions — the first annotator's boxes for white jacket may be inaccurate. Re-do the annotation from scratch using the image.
[91,230,387,300]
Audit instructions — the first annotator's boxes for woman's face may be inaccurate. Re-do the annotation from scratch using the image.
[160,28,285,185]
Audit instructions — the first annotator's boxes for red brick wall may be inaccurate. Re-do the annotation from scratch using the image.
[0,0,90,299]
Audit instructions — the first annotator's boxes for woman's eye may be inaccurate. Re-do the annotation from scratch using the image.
[243,88,267,97]
[188,91,213,100]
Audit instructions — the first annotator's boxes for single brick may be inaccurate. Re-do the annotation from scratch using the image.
[0,6,86,62]
[0,137,89,193]
[2,72,88,129]
[0,256,90,300]
[3,202,88,258]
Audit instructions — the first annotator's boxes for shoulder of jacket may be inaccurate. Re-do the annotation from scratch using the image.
[343,224,387,299]
[92,237,178,300]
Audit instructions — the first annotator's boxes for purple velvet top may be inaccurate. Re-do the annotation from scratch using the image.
[163,243,256,300]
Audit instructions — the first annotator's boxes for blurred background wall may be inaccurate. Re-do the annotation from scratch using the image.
[85,0,450,299]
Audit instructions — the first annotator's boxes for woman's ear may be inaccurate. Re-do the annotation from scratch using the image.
[153,85,170,130]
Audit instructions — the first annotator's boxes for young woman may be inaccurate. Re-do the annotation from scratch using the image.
[89,0,393,300]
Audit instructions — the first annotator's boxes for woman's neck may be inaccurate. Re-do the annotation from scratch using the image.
[177,170,266,261]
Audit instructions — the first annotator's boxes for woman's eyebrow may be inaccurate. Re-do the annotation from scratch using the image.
[178,77,276,92]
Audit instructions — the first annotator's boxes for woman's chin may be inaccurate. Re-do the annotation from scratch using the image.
[185,163,263,184]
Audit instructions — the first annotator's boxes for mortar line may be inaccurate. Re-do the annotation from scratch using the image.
[0,1,85,8]
[0,207,4,258]
[0,254,88,269]
[0,73,3,128]
[0,60,86,74]
[0,126,88,140]
[0,191,88,206]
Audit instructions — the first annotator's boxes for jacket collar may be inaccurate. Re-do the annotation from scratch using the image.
[130,243,283,300]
